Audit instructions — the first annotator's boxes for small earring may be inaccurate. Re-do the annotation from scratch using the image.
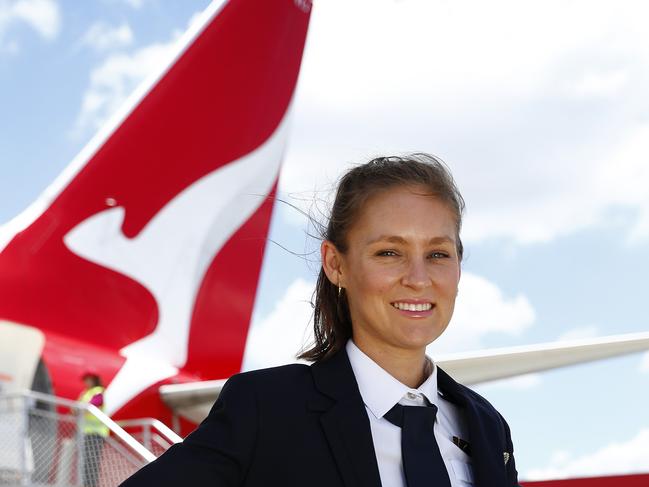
[338,283,342,297]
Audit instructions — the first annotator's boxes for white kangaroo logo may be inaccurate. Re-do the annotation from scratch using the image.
[64,116,289,414]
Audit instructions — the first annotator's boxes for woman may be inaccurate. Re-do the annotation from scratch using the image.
[121,154,520,487]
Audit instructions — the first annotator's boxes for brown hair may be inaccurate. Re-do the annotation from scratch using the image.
[299,153,465,362]
[83,373,102,388]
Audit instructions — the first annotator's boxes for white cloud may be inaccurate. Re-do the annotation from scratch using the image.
[568,70,630,99]
[71,10,205,136]
[10,0,59,38]
[0,0,60,50]
[429,272,536,354]
[102,0,144,8]
[72,39,178,136]
[279,0,649,246]
[526,428,649,480]
[593,124,649,243]
[242,272,534,370]
[80,21,133,51]
[242,278,314,371]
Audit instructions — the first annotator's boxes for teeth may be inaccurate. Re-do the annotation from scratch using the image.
[392,302,432,312]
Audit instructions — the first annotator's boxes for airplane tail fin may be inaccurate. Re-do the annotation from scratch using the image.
[0,0,312,396]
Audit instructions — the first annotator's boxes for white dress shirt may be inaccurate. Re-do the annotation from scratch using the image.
[346,340,474,487]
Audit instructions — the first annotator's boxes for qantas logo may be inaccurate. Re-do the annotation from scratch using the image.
[63,115,290,414]
[0,0,311,425]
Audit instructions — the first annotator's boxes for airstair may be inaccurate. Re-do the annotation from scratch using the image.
[0,390,181,487]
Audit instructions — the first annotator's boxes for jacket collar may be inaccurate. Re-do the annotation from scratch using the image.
[308,348,509,487]
[437,367,509,486]
[345,339,440,420]
[309,348,382,487]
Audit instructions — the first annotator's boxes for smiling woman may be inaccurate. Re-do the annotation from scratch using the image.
[320,186,461,386]
[304,156,465,378]
[121,154,520,487]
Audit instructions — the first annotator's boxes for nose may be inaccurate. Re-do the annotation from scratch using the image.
[401,256,431,290]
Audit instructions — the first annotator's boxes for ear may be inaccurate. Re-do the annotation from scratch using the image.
[321,240,344,287]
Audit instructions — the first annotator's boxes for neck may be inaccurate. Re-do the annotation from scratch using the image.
[352,338,430,388]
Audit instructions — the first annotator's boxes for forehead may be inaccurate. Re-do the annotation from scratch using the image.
[347,185,457,243]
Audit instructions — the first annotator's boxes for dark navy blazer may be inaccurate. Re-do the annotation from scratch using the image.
[121,349,520,487]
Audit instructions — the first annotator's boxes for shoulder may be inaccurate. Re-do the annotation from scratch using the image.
[220,363,314,399]
[197,363,316,434]
[464,385,511,428]
[437,367,510,430]
[457,381,498,414]
[190,364,313,438]
[228,362,312,384]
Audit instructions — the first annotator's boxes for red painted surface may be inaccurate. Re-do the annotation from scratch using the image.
[0,0,311,433]
[522,473,649,486]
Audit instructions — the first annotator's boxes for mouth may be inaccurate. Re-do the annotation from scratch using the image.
[391,301,435,313]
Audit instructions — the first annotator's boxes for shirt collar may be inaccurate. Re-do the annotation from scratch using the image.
[346,339,439,420]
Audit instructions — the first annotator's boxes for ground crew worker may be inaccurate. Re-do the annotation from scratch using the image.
[79,372,109,487]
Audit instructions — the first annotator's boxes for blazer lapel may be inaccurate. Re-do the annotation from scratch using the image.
[309,350,382,487]
[437,368,509,487]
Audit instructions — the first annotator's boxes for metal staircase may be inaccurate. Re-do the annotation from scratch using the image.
[0,390,181,487]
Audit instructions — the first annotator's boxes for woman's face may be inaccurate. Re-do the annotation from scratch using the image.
[330,185,461,357]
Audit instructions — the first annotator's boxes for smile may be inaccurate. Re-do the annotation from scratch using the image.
[391,302,433,312]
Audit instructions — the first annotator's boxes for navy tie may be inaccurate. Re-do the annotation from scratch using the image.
[384,403,452,487]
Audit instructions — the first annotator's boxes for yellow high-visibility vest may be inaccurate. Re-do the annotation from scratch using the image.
[79,386,109,437]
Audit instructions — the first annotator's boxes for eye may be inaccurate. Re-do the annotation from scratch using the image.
[376,249,399,257]
[428,251,450,259]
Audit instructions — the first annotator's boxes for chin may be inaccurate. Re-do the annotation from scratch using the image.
[396,331,441,351]
[400,322,446,346]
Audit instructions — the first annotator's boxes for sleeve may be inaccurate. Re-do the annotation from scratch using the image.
[119,374,259,487]
[500,413,521,487]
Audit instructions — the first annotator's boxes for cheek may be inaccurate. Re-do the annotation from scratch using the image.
[435,268,460,299]
[361,265,398,296]
[348,263,396,302]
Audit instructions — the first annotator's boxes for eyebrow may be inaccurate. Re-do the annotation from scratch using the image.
[365,235,456,246]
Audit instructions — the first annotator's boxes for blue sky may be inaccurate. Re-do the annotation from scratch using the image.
[2,0,649,480]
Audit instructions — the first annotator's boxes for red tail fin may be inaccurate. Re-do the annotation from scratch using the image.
[0,0,311,411]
